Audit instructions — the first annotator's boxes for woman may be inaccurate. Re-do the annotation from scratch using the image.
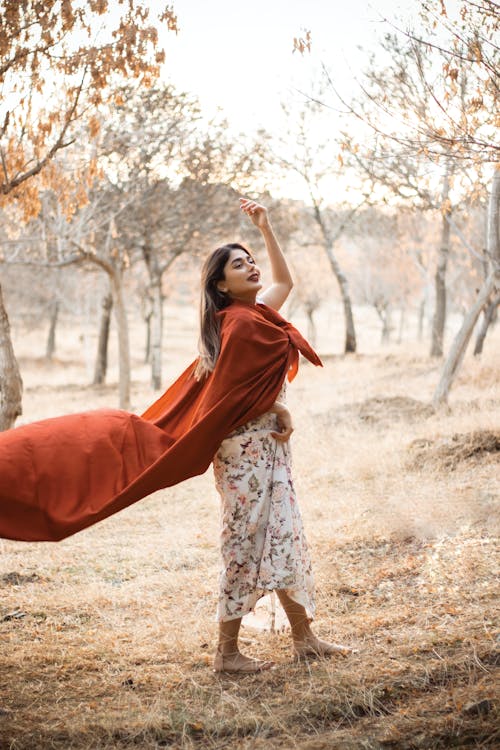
[201,198,351,673]
[0,198,352,673]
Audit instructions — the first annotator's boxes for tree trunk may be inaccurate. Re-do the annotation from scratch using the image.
[312,203,356,353]
[93,290,113,385]
[397,305,406,344]
[326,244,356,352]
[417,297,425,341]
[144,312,152,363]
[381,316,391,344]
[432,273,497,407]
[110,269,131,410]
[305,306,317,348]
[150,272,163,390]
[0,282,23,430]
[142,240,164,389]
[140,289,153,364]
[375,302,392,344]
[433,168,500,407]
[45,299,59,360]
[430,163,453,357]
[473,292,500,356]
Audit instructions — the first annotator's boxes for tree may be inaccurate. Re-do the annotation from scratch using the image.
[336,35,488,357]
[93,284,113,385]
[2,180,137,409]
[57,182,136,409]
[327,1,499,166]
[99,82,199,390]
[269,199,334,348]
[0,1,177,209]
[102,84,263,389]
[301,0,499,404]
[473,291,499,355]
[300,0,497,359]
[412,0,499,161]
[0,0,178,427]
[348,208,421,344]
[0,282,21,429]
[270,97,374,353]
[433,166,500,406]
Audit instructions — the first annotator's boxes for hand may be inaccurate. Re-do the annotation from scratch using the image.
[270,402,294,443]
[239,197,270,230]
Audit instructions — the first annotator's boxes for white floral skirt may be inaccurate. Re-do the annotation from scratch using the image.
[212,386,315,622]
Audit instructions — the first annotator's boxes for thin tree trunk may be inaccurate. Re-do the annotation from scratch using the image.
[150,273,163,390]
[110,270,131,410]
[430,163,453,357]
[473,292,500,356]
[0,282,23,430]
[312,202,356,353]
[433,168,500,407]
[305,306,317,348]
[432,273,497,407]
[375,303,392,344]
[93,290,113,385]
[397,305,406,344]
[142,240,164,389]
[141,289,153,364]
[417,297,425,341]
[144,312,152,364]
[45,299,59,360]
[328,246,357,352]
[382,308,392,343]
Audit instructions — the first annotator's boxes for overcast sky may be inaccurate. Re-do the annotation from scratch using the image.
[161,0,423,135]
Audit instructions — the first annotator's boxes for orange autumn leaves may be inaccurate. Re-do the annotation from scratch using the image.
[0,1,178,220]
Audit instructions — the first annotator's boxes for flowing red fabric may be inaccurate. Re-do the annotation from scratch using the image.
[0,301,321,542]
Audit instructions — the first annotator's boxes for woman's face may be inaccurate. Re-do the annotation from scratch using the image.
[217,249,262,303]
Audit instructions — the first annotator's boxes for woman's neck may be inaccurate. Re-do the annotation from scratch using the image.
[229,294,258,306]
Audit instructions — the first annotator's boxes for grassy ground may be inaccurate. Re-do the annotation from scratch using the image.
[1,309,499,749]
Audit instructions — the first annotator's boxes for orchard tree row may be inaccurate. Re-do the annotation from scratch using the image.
[0,0,498,428]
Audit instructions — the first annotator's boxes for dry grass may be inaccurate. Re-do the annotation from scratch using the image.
[408,431,500,471]
[1,309,499,749]
[332,395,435,426]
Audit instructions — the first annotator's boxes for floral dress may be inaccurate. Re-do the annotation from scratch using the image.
[212,383,315,622]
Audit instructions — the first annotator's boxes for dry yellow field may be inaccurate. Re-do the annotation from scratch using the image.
[1,305,499,749]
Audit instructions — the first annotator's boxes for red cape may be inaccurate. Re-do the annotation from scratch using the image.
[0,301,321,542]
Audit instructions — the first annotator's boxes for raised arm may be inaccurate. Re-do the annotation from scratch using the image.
[240,198,293,311]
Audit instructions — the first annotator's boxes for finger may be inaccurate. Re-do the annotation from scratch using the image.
[275,433,291,442]
[240,199,257,209]
[271,431,286,442]
[271,428,293,442]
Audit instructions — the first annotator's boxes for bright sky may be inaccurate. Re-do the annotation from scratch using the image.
[155,0,432,200]
[161,0,422,135]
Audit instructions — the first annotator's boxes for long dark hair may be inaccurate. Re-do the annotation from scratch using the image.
[194,242,253,380]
